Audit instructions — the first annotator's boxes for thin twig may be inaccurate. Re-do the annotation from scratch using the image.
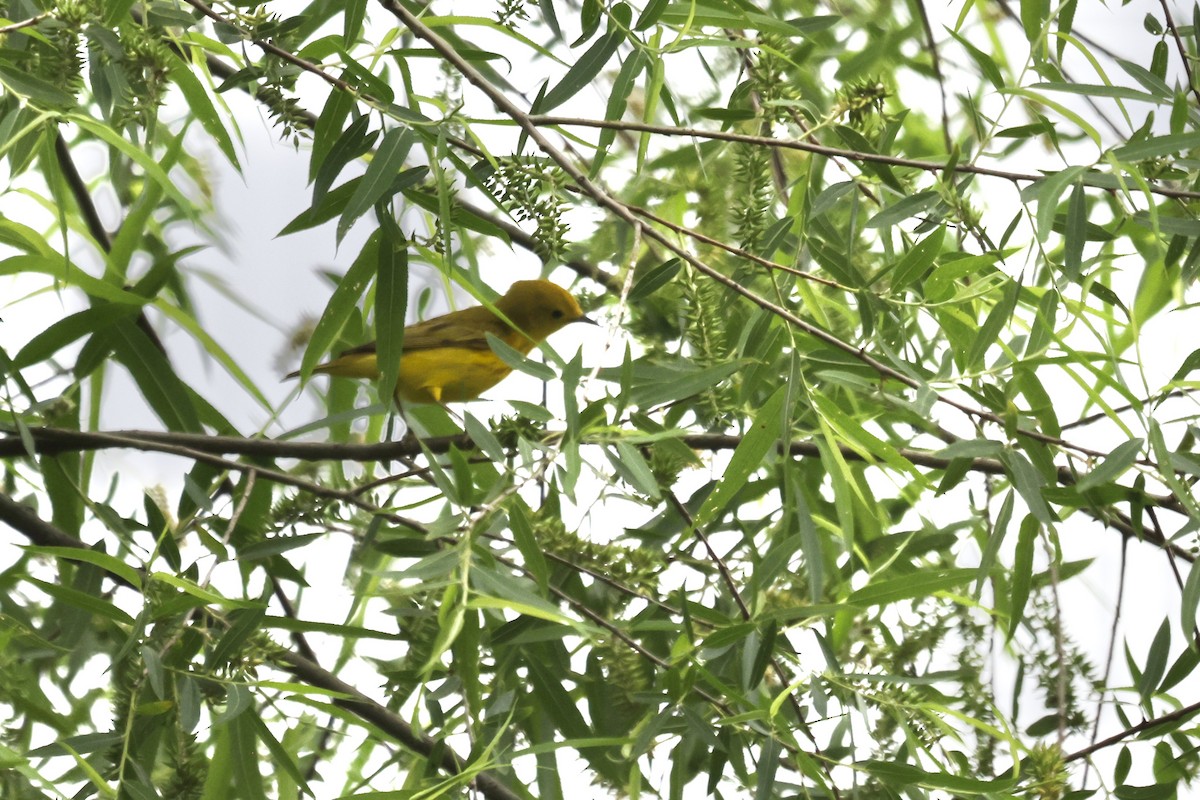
[1157,0,1200,108]
[912,0,953,152]
[1065,697,1200,762]
[526,115,1200,201]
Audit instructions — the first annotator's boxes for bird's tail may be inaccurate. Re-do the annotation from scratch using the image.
[284,352,381,381]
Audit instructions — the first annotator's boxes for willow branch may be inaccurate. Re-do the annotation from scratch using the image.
[526,116,1200,201]
[1065,697,1200,762]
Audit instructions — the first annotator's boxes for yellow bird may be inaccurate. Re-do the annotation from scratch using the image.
[289,279,595,404]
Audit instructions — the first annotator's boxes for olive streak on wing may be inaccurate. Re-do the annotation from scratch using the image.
[336,306,514,356]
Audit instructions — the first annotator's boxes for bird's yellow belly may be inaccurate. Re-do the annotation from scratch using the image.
[397,349,514,404]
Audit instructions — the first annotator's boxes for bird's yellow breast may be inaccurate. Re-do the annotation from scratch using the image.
[396,348,514,404]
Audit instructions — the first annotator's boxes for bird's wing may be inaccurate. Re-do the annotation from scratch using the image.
[337,307,509,356]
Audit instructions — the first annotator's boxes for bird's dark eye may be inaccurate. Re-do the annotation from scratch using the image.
[551,309,564,319]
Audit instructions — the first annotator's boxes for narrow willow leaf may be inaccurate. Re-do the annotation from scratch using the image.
[337,127,415,242]
[471,567,576,626]
[609,441,662,500]
[13,304,138,367]
[692,385,788,530]
[1030,82,1159,103]
[299,232,377,378]
[866,190,939,229]
[167,52,239,168]
[976,490,1015,595]
[1019,0,1048,42]
[1007,514,1038,641]
[486,333,556,380]
[310,80,356,182]
[846,568,976,608]
[1112,131,1200,161]
[373,214,407,400]
[313,114,376,205]
[509,503,549,592]
[590,49,646,177]
[69,115,195,215]
[890,226,945,290]
[1139,618,1170,702]
[835,126,903,192]
[227,710,268,800]
[150,573,262,608]
[630,258,681,301]
[0,254,143,305]
[1117,58,1173,99]
[1077,439,1143,491]
[967,280,1020,371]
[538,29,623,112]
[26,546,142,589]
[1063,181,1086,279]
[27,577,134,625]
[106,321,201,433]
[635,0,669,29]
[1025,165,1085,243]
[863,759,1018,793]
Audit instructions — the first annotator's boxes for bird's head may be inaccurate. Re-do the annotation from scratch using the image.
[498,279,596,341]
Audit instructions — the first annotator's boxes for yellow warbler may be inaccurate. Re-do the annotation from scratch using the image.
[289,279,594,404]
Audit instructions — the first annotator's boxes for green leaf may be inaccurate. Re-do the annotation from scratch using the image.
[471,567,576,626]
[310,87,358,181]
[835,126,903,192]
[538,29,624,112]
[967,280,1020,371]
[105,321,202,433]
[590,49,646,177]
[692,385,788,530]
[486,334,556,380]
[0,254,146,306]
[1184,558,1200,646]
[167,51,239,168]
[0,64,76,108]
[846,568,975,608]
[13,304,139,368]
[607,441,662,500]
[25,546,142,589]
[635,0,669,29]
[298,232,378,379]
[1007,514,1038,641]
[1077,439,1143,491]
[373,215,408,401]
[1138,618,1170,701]
[69,114,196,216]
[509,503,549,592]
[630,258,681,301]
[946,29,1004,90]
[596,358,741,407]
[866,190,939,229]
[1030,82,1159,103]
[1019,0,1049,42]
[337,127,415,242]
[150,573,262,608]
[1063,181,1087,279]
[1112,131,1200,161]
[26,577,134,626]
[227,709,268,800]
[862,759,1018,793]
[977,490,1015,594]
[1172,348,1200,383]
[889,226,944,290]
[313,114,377,204]
[1001,449,1054,525]
[1023,166,1085,243]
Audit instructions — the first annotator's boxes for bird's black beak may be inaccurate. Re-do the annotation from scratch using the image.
[576,315,599,326]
